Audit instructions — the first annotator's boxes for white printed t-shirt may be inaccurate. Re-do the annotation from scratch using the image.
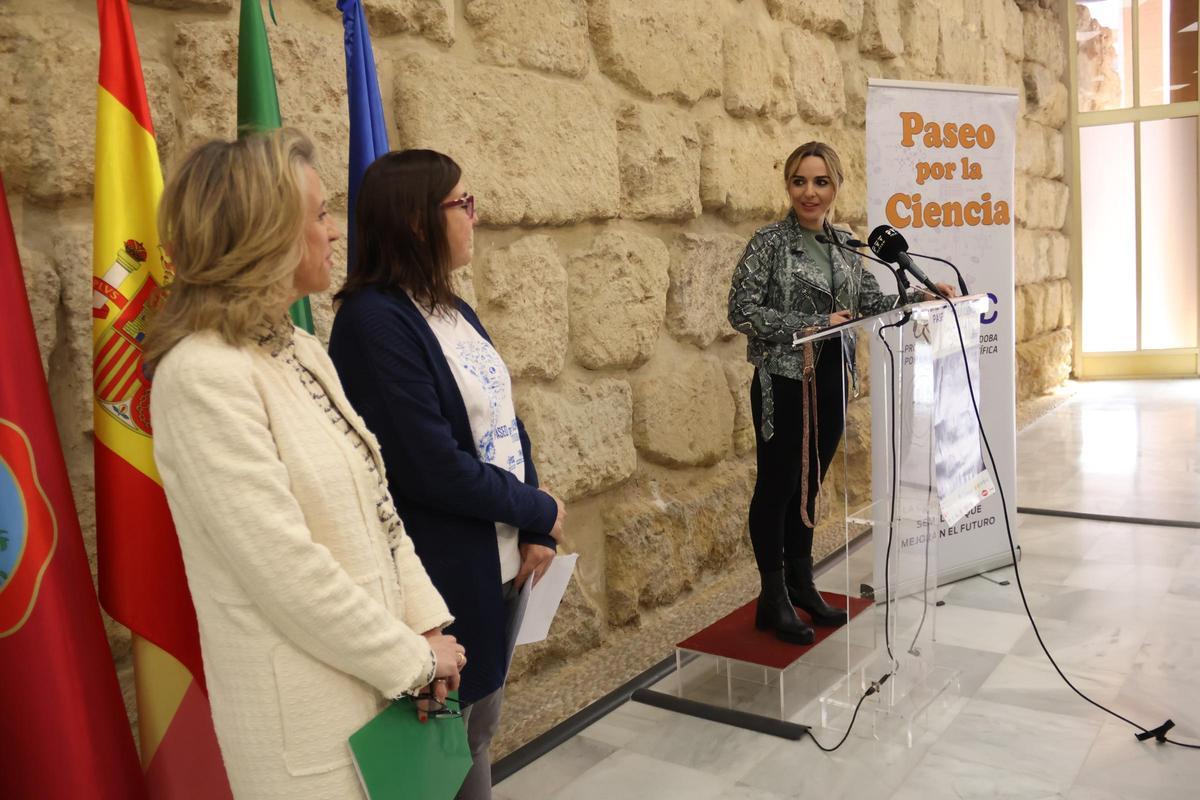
[419,304,523,583]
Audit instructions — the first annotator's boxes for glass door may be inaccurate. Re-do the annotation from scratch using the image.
[1070,0,1200,378]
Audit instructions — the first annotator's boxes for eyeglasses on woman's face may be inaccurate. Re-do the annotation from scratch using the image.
[440,194,476,221]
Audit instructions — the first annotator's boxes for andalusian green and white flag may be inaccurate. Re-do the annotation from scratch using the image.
[238,0,314,333]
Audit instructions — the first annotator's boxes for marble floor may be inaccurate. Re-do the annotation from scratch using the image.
[1016,379,1200,524]
[495,380,1200,800]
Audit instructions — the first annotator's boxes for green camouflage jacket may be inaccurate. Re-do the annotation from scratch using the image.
[727,211,906,440]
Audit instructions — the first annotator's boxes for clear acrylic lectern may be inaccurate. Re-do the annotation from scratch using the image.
[648,294,991,747]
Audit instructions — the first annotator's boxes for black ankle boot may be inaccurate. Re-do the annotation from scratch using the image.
[755,569,815,645]
[784,557,849,627]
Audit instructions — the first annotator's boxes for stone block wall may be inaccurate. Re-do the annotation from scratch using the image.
[2,0,1072,724]
[1013,1,1074,398]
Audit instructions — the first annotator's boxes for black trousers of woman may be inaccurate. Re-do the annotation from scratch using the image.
[748,342,847,573]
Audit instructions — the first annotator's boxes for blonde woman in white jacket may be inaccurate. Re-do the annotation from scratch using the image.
[145,129,465,799]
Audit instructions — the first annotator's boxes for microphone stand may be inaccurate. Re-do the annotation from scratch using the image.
[817,233,913,323]
[907,251,969,297]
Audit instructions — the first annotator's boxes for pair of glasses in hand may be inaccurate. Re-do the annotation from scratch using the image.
[412,692,462,720]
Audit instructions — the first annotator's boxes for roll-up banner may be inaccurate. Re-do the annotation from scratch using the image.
[866,78,1019,587]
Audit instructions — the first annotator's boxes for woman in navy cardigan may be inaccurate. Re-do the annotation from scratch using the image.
[328,150,564,800]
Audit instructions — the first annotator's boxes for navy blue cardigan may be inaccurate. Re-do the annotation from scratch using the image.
[328,287,558,704]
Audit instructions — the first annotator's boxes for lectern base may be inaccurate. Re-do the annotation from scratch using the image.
[820,663,960,748]
[638,592,958,747]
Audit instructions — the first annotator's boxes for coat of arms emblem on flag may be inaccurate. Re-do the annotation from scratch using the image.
[92,239,168,437]
[0,420,59,635]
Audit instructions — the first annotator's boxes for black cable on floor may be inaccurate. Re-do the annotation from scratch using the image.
[941,299,1200,752]
[804,673,891,752]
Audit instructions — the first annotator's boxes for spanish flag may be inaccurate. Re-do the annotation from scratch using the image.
[93,1,231,796]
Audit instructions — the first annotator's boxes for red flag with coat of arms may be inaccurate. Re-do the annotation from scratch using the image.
[0,172,146,797]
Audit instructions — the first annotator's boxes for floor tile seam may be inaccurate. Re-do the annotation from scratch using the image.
[974,662,1123,700]
[970,694,1122,728]
[571,729,627,755]
[1076,554,1195,568]
[607,727,755,786]
[957,695,1110,740]
[873,729,958,798]
[911,735,1083,795]
[971,685,1127,727]
[717,713,881,787]
[494,743,609,800]
[892,750,1069,798]
[652,745,744,795]
[985,651,1133,687]
[921,730,1103,795]
[1115,658,1200,706]
[1064,721,1140,799]
[938,592,1032,614]
[1010,617,1151,651]
[736,687,972,785]
[540,746,638,800]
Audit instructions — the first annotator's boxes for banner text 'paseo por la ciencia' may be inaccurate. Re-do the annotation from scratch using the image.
[885,112,1011,230]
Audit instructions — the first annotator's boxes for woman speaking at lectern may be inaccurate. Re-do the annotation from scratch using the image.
[727,141,955,645]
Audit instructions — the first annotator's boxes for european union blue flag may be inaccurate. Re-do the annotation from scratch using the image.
[339,0,389,272]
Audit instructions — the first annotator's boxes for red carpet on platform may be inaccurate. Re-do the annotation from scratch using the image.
[678,593,873,670]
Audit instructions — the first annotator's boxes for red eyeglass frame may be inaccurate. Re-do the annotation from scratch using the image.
[440,194,476,220]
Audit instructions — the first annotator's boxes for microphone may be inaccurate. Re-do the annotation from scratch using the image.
[907,251,969,297]
[867,225,946,299]
[816,231,912,300]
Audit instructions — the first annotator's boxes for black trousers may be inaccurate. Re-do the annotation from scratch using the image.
[748,344,847,574]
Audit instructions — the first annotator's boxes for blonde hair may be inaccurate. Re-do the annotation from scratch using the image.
[143,128,315,370]
[782,140,844,228]
[783,141,845,189]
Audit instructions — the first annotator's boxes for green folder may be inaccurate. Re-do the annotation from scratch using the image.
[348,694,473,799]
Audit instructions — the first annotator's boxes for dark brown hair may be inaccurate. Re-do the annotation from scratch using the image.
[336,149,461,312]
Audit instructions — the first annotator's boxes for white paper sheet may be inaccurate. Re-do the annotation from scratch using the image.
[514,554,578,646]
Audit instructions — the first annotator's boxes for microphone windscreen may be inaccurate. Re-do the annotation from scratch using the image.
[814,233,830,244]
[868,225,909,263]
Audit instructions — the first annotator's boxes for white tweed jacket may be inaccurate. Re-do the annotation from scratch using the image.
[151,326,453,799]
